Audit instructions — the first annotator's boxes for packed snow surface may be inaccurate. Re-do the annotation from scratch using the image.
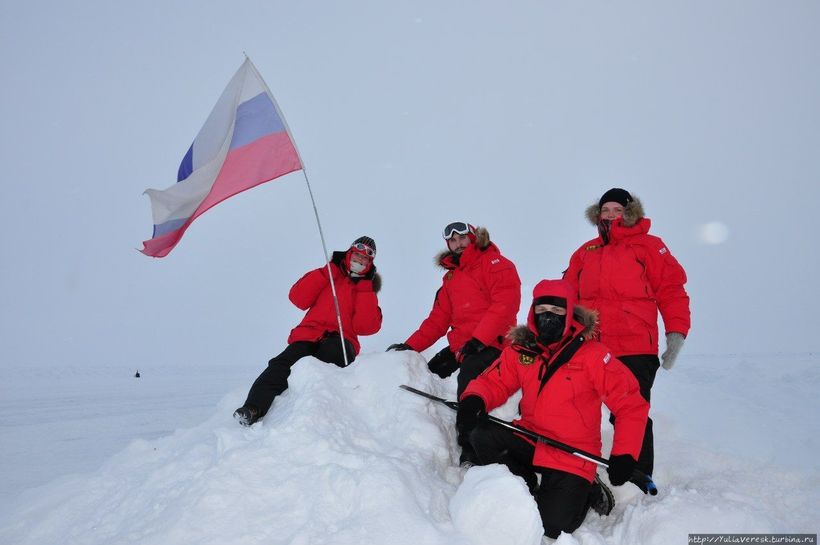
[0,352,817,544]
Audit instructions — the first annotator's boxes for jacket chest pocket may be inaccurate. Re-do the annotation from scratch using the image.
[605,247,649,299]
[451,275,488,314]
[540,366,595,430]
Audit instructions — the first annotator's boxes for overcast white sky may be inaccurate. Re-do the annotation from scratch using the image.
[1,1,818,372]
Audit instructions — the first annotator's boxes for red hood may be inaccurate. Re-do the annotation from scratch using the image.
[527,279,578,340]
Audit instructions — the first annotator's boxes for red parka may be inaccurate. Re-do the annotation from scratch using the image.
[287,251,382,354]
[563,198,690,357]
[462,279,649,482]
[405,227,521,353]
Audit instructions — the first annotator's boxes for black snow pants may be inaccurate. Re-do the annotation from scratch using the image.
[609,354,660,477]
[243,333,354,417]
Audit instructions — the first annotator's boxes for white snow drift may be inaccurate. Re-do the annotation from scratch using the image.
[0,351,817,544]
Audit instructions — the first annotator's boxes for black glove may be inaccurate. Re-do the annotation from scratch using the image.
[457,338,485,362]
[427,346,459,379]
[456,396,487,439]
[607,454,637,486]
[386,343,412,352]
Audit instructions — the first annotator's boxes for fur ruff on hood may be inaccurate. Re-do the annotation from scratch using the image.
[506,305,599,351]
[434,226,491,267]
[368,272,382,293]
[330,250,382,293]
[585,196,645,227]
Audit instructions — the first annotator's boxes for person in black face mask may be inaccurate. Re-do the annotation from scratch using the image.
[534,301,567,346]
[456,279,649,539]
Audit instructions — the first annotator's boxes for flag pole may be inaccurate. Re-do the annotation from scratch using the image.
[245,54,349,366]
[301,168,349,367]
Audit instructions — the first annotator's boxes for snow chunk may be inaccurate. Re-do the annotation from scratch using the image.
[450,464,543,545]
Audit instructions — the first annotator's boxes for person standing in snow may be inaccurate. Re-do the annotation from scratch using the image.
[457,279,649,539]
[234,236,383,426]
[386,222,521,465]
[562,188,691,490]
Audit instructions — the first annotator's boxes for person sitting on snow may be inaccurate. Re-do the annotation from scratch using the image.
[457,279,649,539]
[386,221,521,466]
[234,236,383,426]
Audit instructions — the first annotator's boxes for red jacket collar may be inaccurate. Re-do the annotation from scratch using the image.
[535,318,587,359]
[609,216,651,242]
[439,241,498,270]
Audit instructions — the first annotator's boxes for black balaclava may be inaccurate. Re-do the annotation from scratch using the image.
[535,310,566,345]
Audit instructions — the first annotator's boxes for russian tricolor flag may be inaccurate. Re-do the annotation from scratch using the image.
[141,58,303,257]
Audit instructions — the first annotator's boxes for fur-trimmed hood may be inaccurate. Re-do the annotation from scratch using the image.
[435,226,492,269]
[330,250,382,293]
[585,196,645,227]
[506,305,599,351]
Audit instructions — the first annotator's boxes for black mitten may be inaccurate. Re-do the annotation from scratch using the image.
[427,346,459,378]
[457,338,485,362]
[607,454,637,486]
[456,396,487,438]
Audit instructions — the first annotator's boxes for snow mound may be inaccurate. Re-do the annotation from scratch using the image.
[1,352,540,545]
[450,464,543,545]
[0,353,817,545]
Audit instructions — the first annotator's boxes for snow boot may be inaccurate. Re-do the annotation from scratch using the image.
[233,405,260,427]
[459,445,480,468]
[588,474,615,516]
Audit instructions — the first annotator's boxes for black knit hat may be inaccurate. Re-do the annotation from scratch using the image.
[598,188,633,209]
[350,236,376,258]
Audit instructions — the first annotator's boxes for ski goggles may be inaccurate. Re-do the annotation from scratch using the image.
[350,242,376,258]
[442,221,473,240]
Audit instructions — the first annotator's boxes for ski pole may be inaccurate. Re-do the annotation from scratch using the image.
[399,384,658,496]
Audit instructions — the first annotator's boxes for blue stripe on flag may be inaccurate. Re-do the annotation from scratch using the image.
[153,217,188,237]
[230,92,286,150]
[177,143,194,182]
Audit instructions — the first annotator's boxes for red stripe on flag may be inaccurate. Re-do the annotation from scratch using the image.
[141,132,302,257]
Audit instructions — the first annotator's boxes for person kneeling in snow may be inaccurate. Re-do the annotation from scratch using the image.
[234,237,383,426]
[457,279,649,539]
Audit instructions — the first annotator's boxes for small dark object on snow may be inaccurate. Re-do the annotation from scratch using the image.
[134,370,140,378]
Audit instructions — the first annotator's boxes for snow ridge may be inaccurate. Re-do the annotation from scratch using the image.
[0,352,817,545]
